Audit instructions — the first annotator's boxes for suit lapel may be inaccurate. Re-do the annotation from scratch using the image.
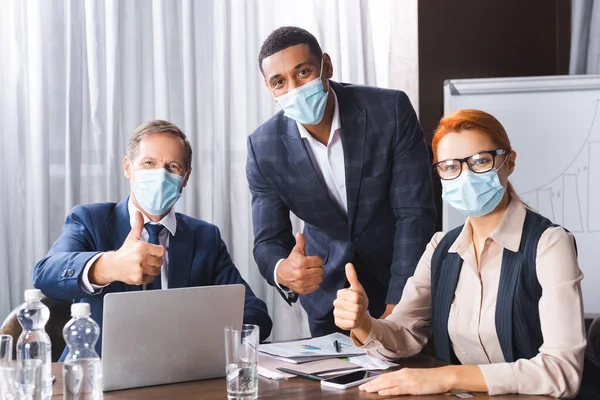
[109,198,131,248]
[281,117,321,184]
[334,82,367,231]
[168,214,195,288]
[281,117,346,224]
[108,198,140,292]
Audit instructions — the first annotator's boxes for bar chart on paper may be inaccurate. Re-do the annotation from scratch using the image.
[445,75,600,314]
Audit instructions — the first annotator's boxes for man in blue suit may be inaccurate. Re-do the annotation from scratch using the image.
[247,27,436,336]
[33,120,272,357]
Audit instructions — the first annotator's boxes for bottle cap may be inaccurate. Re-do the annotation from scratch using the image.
[71,303,91,318]
[24,289,42,301]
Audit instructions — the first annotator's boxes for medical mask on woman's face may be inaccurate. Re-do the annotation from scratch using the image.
[274,58,329,125]
[132,167,184,216]
[441,169,505,217]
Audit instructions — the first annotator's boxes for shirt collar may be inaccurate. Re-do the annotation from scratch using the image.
[448,197,525,254]
[448,218,472,255]
[127,197,177,236]
[489,197,526,252]
[296,86,341,145]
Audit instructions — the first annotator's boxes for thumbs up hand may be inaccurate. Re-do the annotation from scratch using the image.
[89,211,165,286]
[275,232,324,295]
[345,262,365,293]
[333,264,371,333]
[126,210,145,242]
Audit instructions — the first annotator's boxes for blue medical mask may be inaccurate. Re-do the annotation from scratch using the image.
[275,58,329,125]
[441,169,505,217]
[132,167,184,216]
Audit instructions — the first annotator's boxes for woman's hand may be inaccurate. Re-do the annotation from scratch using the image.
[359,365,487,396]
[333,264,371,341]
[359,367,454,396]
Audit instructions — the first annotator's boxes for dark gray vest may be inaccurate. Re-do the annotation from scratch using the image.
[430,208,558,363]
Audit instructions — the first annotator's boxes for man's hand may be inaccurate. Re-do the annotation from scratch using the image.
[276,232,324,295]
[89,211,165,286]
[333,263,371,339]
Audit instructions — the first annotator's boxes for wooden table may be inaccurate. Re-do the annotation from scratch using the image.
[51,357,552,399]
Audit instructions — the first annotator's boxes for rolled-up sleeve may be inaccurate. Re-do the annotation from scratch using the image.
[479,227,586,398]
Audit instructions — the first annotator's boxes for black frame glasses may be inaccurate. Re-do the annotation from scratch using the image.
[433,149,508,180]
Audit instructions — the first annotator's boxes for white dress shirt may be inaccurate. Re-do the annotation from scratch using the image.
[297,89,346,214]
[274,88,346,292]
[80,198,176,292]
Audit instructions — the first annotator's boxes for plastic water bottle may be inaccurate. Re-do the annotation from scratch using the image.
[62,303,103,400]
[16,289,53,400]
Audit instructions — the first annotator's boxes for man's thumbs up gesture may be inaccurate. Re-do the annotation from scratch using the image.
[275,232,324,295]
[89,211,165,286]
[333,263,371,334]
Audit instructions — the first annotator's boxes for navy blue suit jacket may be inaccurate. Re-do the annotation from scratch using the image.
[32,198,272,358]
[247,81,436,320]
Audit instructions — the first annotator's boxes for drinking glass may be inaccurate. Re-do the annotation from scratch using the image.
[0,359,42,400]
[0,336,12,363]
[224,324,259,400]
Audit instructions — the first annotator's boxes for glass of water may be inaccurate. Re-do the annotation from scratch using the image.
[0,359,42,400]
[0,335,12,363]
[224,324,259,400]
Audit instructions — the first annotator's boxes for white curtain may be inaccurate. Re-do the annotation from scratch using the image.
[570,0,600,74]
[0,0,413,340]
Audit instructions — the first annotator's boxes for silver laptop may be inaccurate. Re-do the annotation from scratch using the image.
[102,284,245,391]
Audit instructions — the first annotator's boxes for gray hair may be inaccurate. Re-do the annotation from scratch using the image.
[127,120,193,170]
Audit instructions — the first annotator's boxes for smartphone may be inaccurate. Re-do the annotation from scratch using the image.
[320,370,380,390]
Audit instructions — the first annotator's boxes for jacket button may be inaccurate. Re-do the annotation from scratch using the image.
[351,235,360,243]
[66,269,75,277]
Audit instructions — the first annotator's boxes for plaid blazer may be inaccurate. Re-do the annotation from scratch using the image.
[246,81,436,319]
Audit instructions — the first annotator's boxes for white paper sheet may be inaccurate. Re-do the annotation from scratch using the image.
[259,333,365,359]
[346,355,397,370]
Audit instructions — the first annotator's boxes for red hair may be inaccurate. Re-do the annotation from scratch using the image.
[432,109,519,200]
[432,109,512,163]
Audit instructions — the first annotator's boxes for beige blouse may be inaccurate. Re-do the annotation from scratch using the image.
[355,199,586,398]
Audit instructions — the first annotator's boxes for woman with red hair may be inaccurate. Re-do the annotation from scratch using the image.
[333,109,587,397]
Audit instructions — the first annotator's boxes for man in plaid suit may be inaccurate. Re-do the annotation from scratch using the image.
[247,26,436,336]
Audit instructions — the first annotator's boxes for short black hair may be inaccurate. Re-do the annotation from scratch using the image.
[258,26,323,74]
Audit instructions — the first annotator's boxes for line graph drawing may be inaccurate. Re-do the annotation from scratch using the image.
[588,141,600,232]
[535,188,555,221]
[563,174,584,233]
[520,99,600,233]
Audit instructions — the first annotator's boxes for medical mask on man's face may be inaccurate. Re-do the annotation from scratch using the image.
[441,169,505,217]
[131,166,184,216]
[274,58,329,125]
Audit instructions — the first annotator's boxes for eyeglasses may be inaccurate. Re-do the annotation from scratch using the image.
[433,149,508,180]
